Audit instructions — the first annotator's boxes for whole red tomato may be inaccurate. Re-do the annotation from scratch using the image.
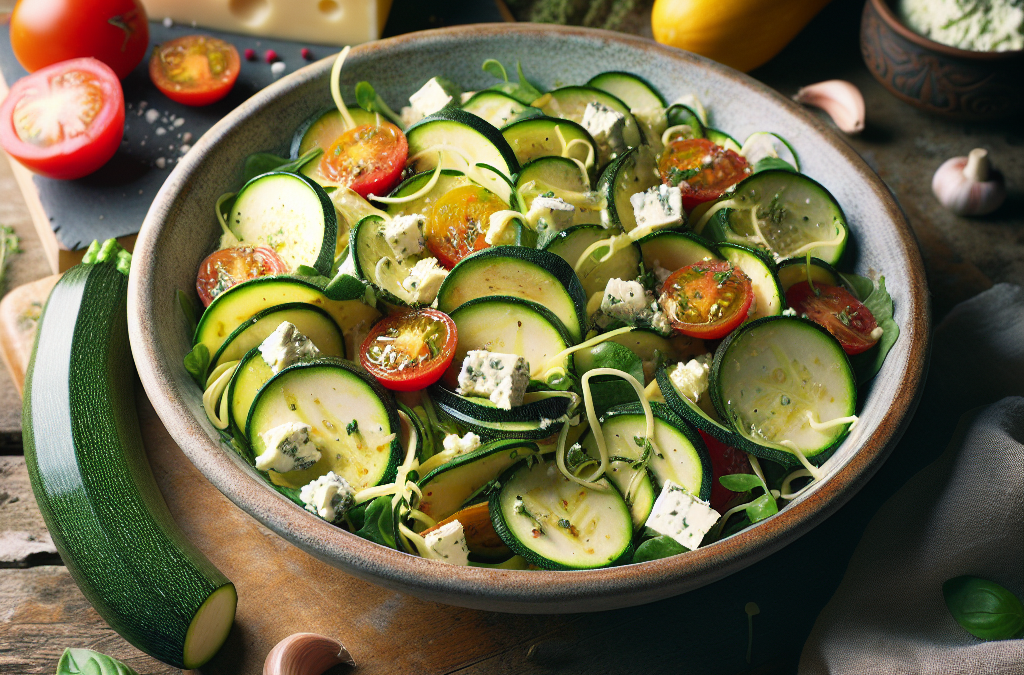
[10,0,149,79]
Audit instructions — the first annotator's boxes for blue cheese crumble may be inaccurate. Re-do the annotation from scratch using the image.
[644,480,720,550]
[669,354,714,404]
[383,214,425,262]
[526,196,576,242]
[300,471,355,523]
[258,321,321,374]
[581,102,626,160]
[629,184,684,237]
[256,422,321,473]
[401,257,448,304]
[424,519,470,565]
[442,431,482,455]
[457,350,530,410]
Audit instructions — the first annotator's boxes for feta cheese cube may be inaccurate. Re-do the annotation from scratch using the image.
[457,350,530,410]
[581,102,626,159]
[256,422,321,473]
[600,278,650,323]
[401,257,448,304]
[424,519,470,565]
[408,77,459,122]
[782,307,798,317]
[300,471,355,523]
[644,480,720,551]
[669,354,713,404]
[383,214,425,262]
[650,309,672,336]
[442,431,482,456]
[258,321,321,374]
[629,184,684,236]
[526,196,576,243]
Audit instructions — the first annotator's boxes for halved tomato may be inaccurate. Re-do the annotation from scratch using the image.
[149,35,241,107]
[195,246,288,306]
[785,281,880,355]
[0,58,124,180]
[425,185,509,269]
[319,121,408,199]
[659,260,753,340]
[360,309,458,391]
[699,430,754,514]
[658,137,750,211]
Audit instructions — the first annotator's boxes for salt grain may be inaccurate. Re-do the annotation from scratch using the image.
[271,62,286,75]
[181,132,193,143]
[180,144,191,154]
[155,127,166,136]
[155,157,167,169]
[162,17,173,27]
[145,109,160,124]
[173,118,185,127]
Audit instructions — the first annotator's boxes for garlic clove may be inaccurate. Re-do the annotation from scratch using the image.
[931,148,1007,217]
[793,80,865,135]
[264,633,355,675]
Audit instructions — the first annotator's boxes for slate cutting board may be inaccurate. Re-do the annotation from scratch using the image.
[0,0,507,272]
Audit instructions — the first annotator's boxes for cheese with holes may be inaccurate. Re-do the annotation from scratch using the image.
[139,0,393,46]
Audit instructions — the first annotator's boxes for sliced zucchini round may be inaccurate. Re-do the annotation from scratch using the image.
[741,132,800,173]
[636,230,720,278]
[461,90,542,129]
[776,257,842,293]
[418,439,538,523]
[517,155,590,193]
[227,347,274,440]
[578,401,711,501]
[433,400,561,441]
[382,168,472,219]
[430,386,573,424]
[572,233,642,300]
[349,214,421,305]
[664,104,706,140]
[605,460,657,529]
[716,243,783,321]
[501,116,597,172]
[597,145,661,235]
[705,127,742,153]
[442,296,574,388]
[436,247,587,343]
[696,170,849,265]
[210,302,345,371]
[246,358,401,490]
[535,86,642,165]
[228,172,337,276]
[490,457,633,570]
[587,72,666,111]
[711,316,857,466]
[602,329,704,384]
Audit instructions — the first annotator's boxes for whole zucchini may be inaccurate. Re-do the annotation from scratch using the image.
[22,240,236,669]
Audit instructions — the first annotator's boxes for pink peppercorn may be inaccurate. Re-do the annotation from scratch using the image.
[264,49,279,63]
[244,48,256,61]
[301,48,312,60]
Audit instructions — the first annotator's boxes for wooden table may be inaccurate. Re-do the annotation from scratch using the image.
[1,0,1021,673]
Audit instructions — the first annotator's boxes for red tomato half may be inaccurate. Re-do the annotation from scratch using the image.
[360,309,458,391]
[699,430,754,514]
[425,185,509,269]
[658,138,750,211]
[149,35,241,107]
[785,281,880,355]
[10,0,149,79]
[196,246,288,306]
[319,121,408,199]
[0,58,125,180]
[659,261,753,340]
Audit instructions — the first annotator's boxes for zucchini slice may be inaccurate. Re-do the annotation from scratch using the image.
[695,170,849,265]
[571,232,643,300]
[433,399,561,441]
[665,104,706,140]
[501,116,597,172]
[578,402,711,501]
[24,242,235,669]
[436,246,587,342]
[442,296,574,388]
[418,439,538,523]
[636,230,720,277]
[490,457,633,570]
[605,460,657,528]
[382,169,472,219]
[597,145,661,235]
[705,127,742,153]
[228,171,337,275]
[535,86,642,165]
[587,72,666,111]
[600,329,705,384]
[461,90,543,129]
[226,347,275,439]
[711,316,857,466]
[430,386,574,424]
[716,243,784,321]
[349,214,422,305]
[210,302,345,371]
[246,358,402,490]
[776,257,842,293]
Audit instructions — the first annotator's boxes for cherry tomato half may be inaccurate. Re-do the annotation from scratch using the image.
[659,260,753,340]
[658,138,750,211]
[319,121,408,199]
[699,430,754,514]
[0,58,125,180]
[426,185,509,269]
[785,281,880,355]
[10,0,149,79]
[150,35,241,107]
[196,246,288,307]
[360,309,458,391]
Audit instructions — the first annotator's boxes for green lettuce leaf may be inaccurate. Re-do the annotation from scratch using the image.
[241,147,323,184]
[840,273,900,385]
[633,535,687,563]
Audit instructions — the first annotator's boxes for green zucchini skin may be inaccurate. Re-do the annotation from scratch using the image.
[23,255,235,669]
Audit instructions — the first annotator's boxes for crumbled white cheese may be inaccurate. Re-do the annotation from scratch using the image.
[581,102,627,159]
[258,321,321,374]
[384,214,426,262]
[424,519,470,565]
[629,184,684,237]
[408,77,458,122]
[256,422,321,473]
[669,354,713,404]
[442,431,482,456]
[869,325,884,340]
[300,471,355,523]
[601,278,650,323]
[644,480,720,551]
[652,263,673,286]
[401,257,448,304]
[460,91,477,104]
[650,308,672,336]
[782,307,797,317]
[457,350,530,410]
[526,196,576,242]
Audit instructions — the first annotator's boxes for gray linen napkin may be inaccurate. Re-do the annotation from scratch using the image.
[800,283,1024,673]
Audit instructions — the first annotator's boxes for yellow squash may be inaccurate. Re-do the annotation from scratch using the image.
[651,0,833,72]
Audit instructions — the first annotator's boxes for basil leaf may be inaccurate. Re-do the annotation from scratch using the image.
[838,271,875,302]
[57,648,139,675]
[241,147,323,184]
[183,343,210,387]
[943,576,1024,641]
[354,495,397,548]
[841,274,900,385]
[745,492,779,524]
[176,289,197,336]
[718,473,765,493]
[633,535,687,563]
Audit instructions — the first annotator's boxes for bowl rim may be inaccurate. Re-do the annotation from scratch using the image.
[868,0,1024,59]
[129,22,931,612]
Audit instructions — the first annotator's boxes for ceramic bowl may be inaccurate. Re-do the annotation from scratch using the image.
[128,24,929,613]
[860,0,1024,121]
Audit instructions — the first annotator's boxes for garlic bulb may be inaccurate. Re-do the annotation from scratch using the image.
[932,148,1006,216]
[793,80,865,135]
[264,633,355,675]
